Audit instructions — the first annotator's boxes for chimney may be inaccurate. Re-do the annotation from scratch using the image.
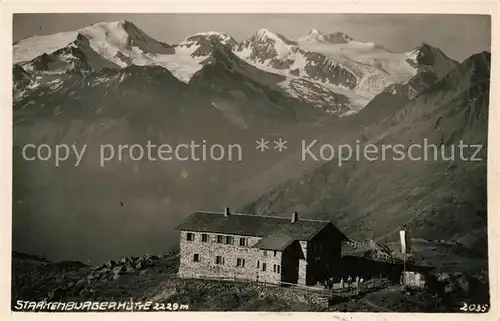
[224,207,230,217]
[291,212,298,223]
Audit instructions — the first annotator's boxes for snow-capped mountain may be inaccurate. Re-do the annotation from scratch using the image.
[298,29,353,44]
[14,21,174,68]
[235,29,359,87]
[351,43,459,125]
[233,29,359,99]
[13,20,458,116]
[297,29,422,101]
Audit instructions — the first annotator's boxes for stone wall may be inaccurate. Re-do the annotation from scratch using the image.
[298,241,308,285]
[258,285,329,308]
[179,230,283,284]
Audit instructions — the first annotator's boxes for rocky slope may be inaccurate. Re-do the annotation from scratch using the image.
[12,249,489,312]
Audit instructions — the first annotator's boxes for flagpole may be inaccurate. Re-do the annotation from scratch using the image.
[403,251,406,275]
[400,228,407,287]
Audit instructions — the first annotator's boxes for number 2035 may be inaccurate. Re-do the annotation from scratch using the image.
[460,303,489,312]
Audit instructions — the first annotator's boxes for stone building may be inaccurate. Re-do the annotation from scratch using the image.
[175,208,348,286]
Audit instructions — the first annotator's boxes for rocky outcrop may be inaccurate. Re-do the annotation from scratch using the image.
[425,270,489,308]
[88,254,161,281]
[37,253,172,302]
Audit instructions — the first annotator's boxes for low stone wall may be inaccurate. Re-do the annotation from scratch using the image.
[177,275,331,308]
[261,286,330,307]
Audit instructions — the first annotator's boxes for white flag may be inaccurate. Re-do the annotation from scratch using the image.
[400,230,406,254]
[400,229,411,254]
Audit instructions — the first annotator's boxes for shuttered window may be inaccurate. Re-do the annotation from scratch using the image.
[236,258,245,267]
[215,256,225,265]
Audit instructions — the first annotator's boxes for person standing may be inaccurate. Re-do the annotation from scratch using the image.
[347,275,352,292]
[340,277,344,291]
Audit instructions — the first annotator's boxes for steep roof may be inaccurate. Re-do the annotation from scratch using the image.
[175,211,331,241]
[252,230,296,250]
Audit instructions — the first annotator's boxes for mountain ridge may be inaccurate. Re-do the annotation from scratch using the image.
[13,20,459,116]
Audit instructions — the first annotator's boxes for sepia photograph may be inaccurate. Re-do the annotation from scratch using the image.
[9,9,494,314]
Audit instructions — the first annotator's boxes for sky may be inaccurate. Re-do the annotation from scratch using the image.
[13,13,491,63]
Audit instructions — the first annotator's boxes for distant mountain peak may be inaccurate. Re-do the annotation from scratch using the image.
[308,28,322,36]
[409,43,444,56]
[252,28,297,46]
[460,50,491,75]
[118,19,133,26]
[191,31,229,37]
[87,20,132,30]
[183,31,237,49]
[300,30,353,43]
[256,28,274,37]
[467,50,491,62]
[405,42,458,78]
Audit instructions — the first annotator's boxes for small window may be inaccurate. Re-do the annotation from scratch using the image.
[256,260,260,268]
[277,265,281,274]
[186,232,194,241]
[193,254,200,262]
[225,236,234,245]
[201,234,209,243]
[215,256,224,265]
[262,263,267,272]
[273,251,277,257]
[217,235,224,243]
[273,264,277,272]
[263,250,268,256]
[239,238,247,246]
[236,258,245,267]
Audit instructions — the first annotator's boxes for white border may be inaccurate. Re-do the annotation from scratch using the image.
[0,1,498,321]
